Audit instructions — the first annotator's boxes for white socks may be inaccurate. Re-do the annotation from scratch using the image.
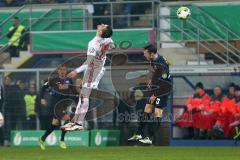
[73,97,89,124]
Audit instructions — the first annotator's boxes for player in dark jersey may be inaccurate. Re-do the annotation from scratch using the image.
[128,44,172,144]
[38,64,80,150]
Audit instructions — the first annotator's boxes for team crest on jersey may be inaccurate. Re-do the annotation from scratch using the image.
[89,47,95,53]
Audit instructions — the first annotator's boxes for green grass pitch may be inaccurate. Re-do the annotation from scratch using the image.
[0,147,240,160]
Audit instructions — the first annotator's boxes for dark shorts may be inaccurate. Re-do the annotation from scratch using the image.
[148,78,171,109]
[8,46,20,57]
[152,95,168,109]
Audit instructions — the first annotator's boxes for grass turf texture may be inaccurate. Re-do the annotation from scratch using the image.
[0,147,240,160]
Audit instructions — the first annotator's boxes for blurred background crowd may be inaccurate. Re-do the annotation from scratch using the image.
[175,82,240,140]
[0,0,86,7]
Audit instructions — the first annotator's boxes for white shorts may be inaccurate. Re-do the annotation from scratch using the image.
[81,65,105,97]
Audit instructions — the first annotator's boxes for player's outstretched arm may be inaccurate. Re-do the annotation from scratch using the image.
[68,55,95,78]
[74,64,87,74]
[68,65,86,78]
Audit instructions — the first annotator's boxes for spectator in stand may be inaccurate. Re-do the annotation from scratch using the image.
[175,82,210,139]
[93,0,110,29]
[55,0,67,3]
[25,0,36,4]
[234,85,240,101]
[17,0,26,5]
[24,84,37,130]
[201,86,223,139]
[0,1,5,7]
[231,85,240,139]
[17,80,27,128]
[227,83,236,99]
[3,76,22,145]
[35,80,52,130]
[227,85,240,139]
[7,17,26,57]
[213,84,237,138]
[17,80,27,92]
[38,0,55,4]
[4,0,20,7]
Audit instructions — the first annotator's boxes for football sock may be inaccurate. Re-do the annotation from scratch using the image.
[41,124,57,141]
[137,112,151,137]
[72,96,82,122]
[147,121,154,140]
[156,117,162,130]
[60,130,67,141]
[153,117,162,141]
[75,97,89,124]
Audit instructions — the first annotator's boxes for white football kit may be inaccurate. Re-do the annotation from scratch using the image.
[75,36,114,94]
[61,36,114,131]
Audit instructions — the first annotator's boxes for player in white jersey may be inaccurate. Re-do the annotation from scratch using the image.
[61,24,114,131]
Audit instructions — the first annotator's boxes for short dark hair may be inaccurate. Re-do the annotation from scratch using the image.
[235,85,240,91]
[228,82,236,89]
[102,25,113,38]
[144,44,157,54]
[195,82,204,89]
[57,64,67,69]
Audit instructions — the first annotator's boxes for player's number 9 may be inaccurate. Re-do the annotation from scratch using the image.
[156,98,160,105]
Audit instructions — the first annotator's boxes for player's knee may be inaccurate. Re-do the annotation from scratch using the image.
[154,108,163,118]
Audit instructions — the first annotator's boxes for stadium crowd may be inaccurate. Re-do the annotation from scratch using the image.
[0,76,52,145]
[176,82,240,139]
[0,0,149,7]
[0,0,202,7]
[0,0,86,7]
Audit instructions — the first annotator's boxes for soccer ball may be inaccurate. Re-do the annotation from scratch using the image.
[177,7,191,19]
[0,112,4,127]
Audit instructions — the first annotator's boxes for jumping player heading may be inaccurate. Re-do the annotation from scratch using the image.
[61,24,114,131]
[128,44,172,144]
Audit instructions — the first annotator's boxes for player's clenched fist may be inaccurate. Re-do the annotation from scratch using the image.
[68,70,77,78]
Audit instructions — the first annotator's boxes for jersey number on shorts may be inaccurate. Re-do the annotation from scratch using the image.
[156,98,161,105]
